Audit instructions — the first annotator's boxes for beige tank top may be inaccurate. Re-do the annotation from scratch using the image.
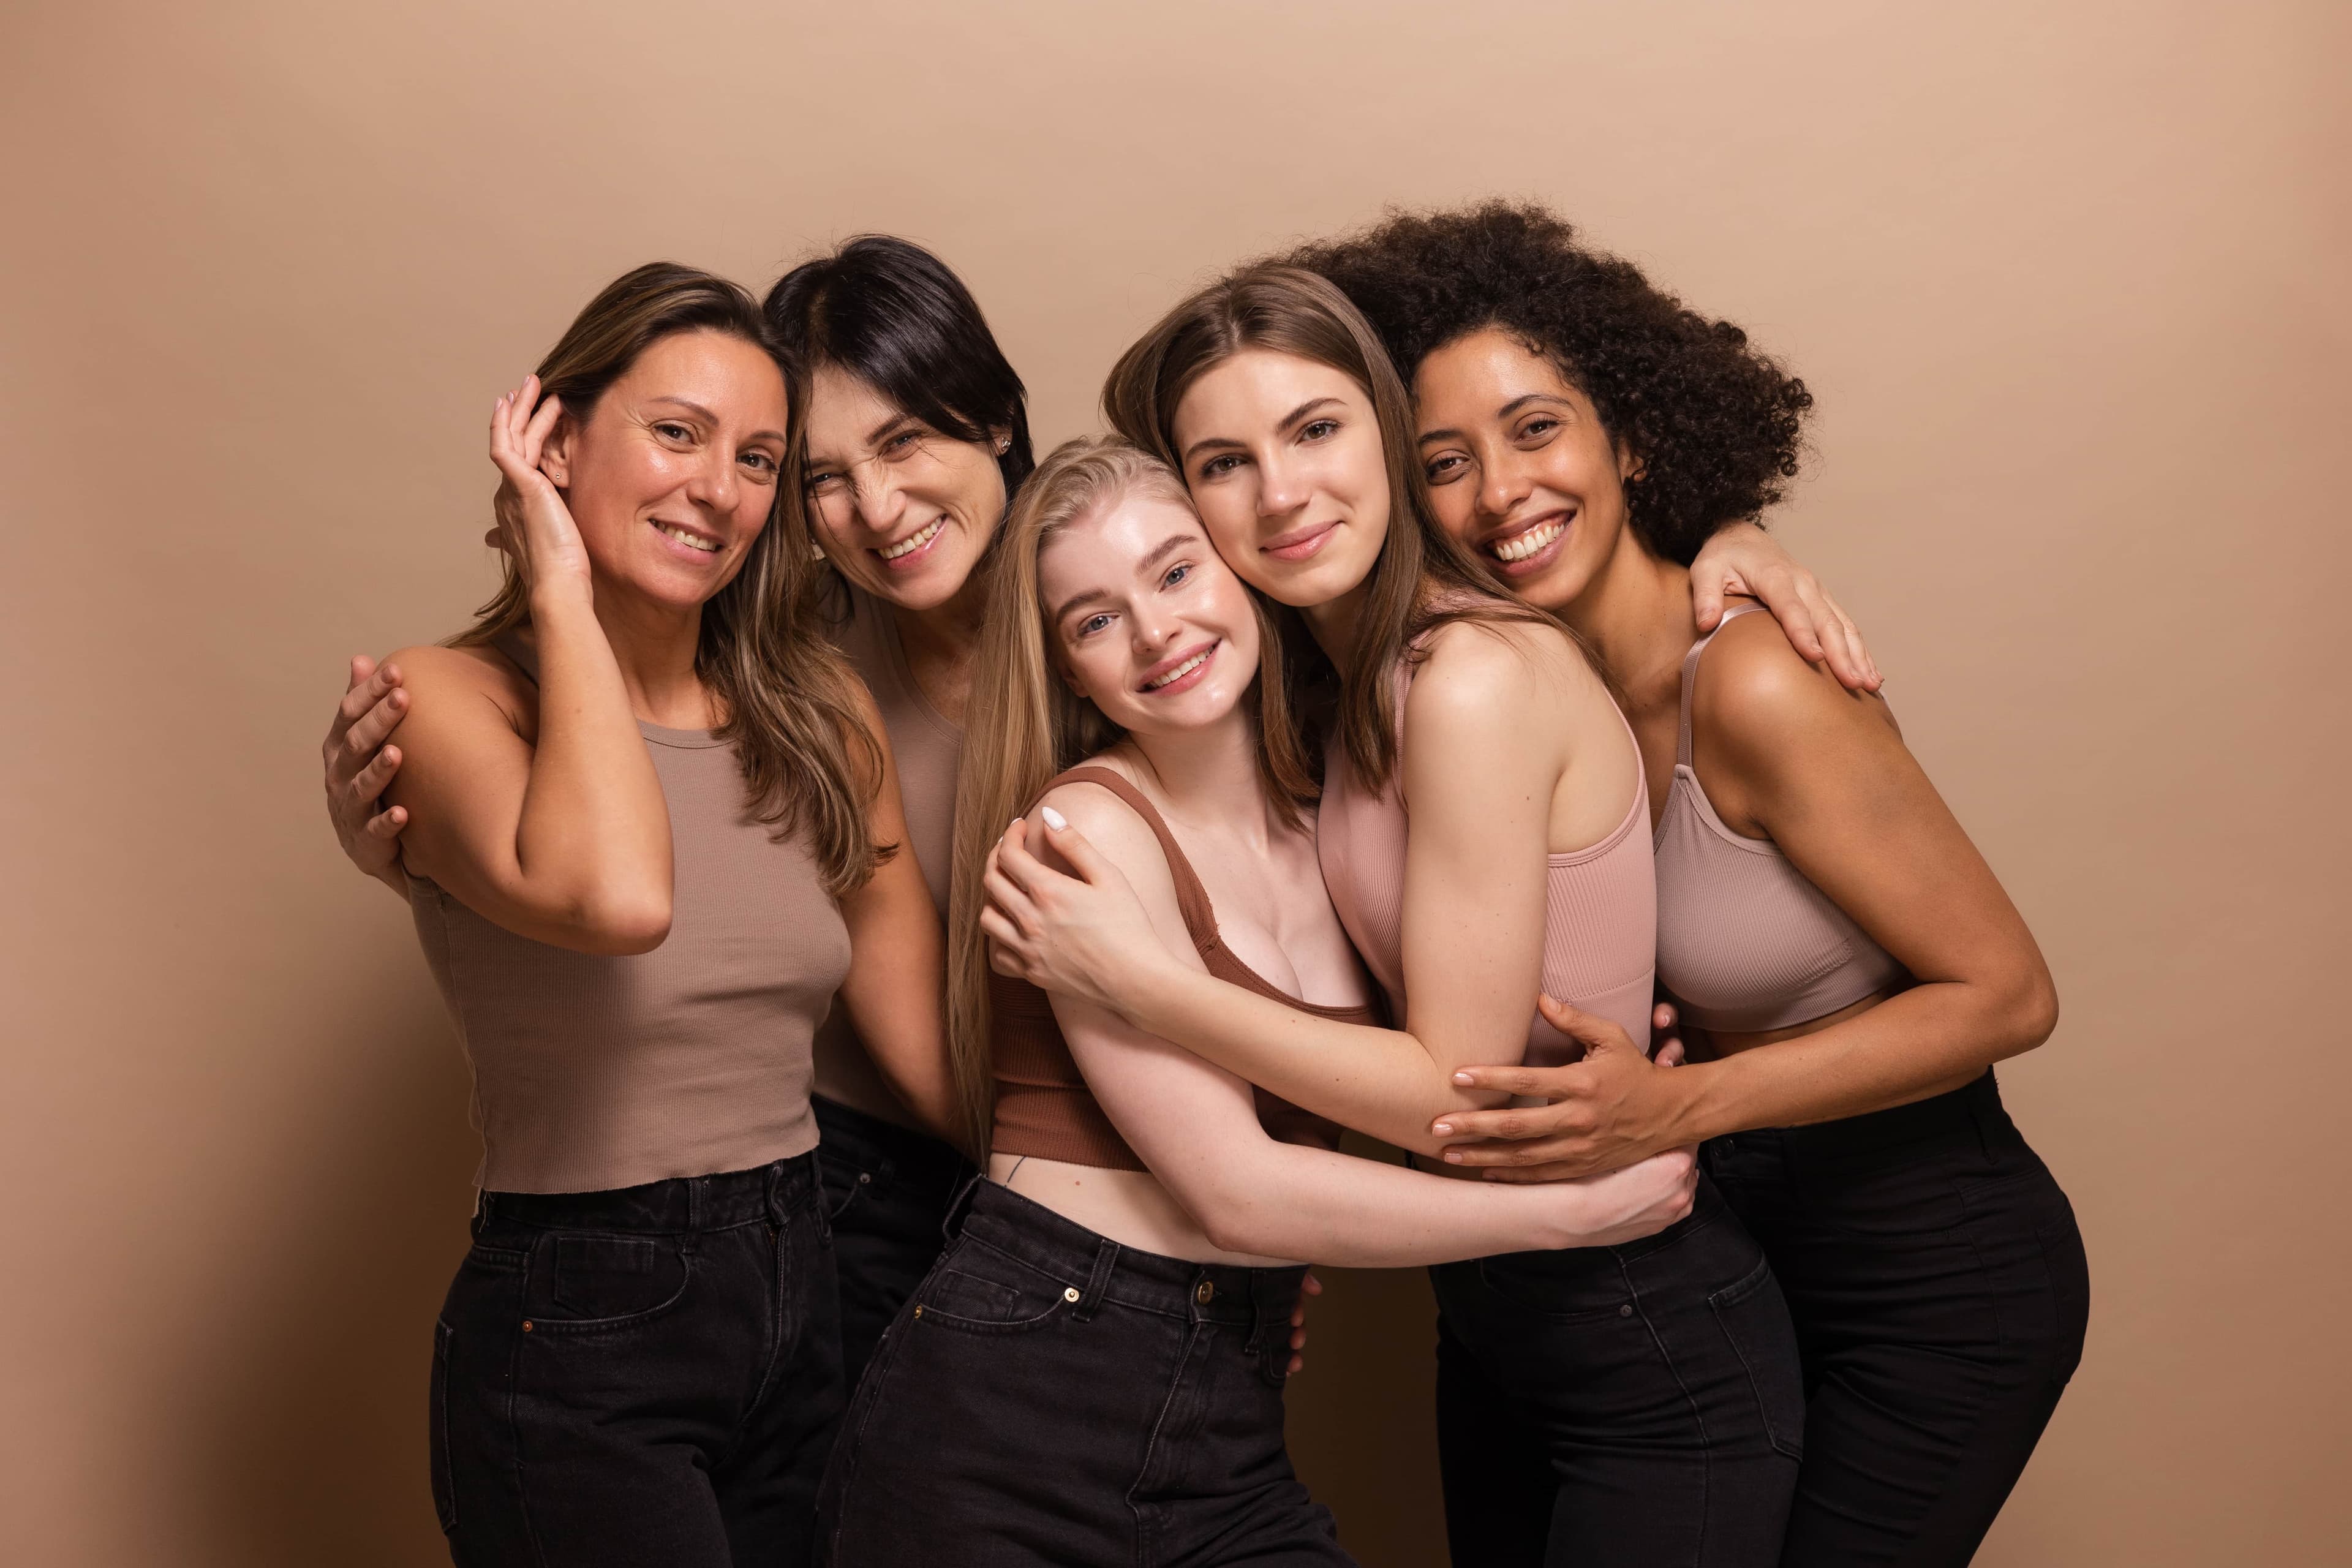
[1316,645,1657,1059]
[408,635,853,1193]
[1652,603,1907,1031]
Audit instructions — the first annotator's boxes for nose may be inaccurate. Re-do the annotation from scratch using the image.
[853,458,909,533]
[1479,449,1533,521]
[1256,450,1307,519]
[1131,600,1183,653]
[687,444,742,517]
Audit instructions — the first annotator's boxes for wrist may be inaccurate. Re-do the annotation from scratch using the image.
[1666,1059,1733,1145]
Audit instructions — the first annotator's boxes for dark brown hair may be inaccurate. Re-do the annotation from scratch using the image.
[1101,264,1542,791]
[456,261,889,897]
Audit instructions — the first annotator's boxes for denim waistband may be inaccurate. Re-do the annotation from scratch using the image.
[477,1152,821,1232]
[812,1095,971,1191]
[1717,1069,2016,1161]
[954,1180,1307,1329]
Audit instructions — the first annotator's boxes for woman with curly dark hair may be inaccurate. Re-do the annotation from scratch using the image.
[1296,203,2089,1567]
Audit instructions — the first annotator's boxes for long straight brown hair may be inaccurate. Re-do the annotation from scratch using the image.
[1100,264,1542,793]
[456,261,889,898]
[943,435,1320,1153]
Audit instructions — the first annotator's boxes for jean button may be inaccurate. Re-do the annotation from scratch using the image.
[1063,1287,1080,1303]
[1195,1280,1215,1306]
[1618,1304,1633,1317]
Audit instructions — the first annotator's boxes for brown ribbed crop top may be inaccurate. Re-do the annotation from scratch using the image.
[989,767,1376,1171]
[1316,649,1657,1061]
[407,635,851,1193]
[1653,604,1908,1031]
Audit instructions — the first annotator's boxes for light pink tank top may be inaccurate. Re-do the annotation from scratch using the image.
[1653,603,1907,1031]
[1316,649,1657,1063]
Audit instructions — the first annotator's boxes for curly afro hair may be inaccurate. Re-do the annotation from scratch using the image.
[1286,202,1812,566]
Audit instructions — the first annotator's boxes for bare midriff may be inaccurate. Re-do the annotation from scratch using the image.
[985,1152,1300,1268]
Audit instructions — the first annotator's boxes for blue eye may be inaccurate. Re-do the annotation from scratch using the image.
[1164,562,1191,587]
[1079,613,1113,636]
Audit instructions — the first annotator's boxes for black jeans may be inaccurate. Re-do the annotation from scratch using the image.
[1430,1177,1804,1567]
[817,1180,1354,1567]
[812,1095,971,1395]
[1704,1070,2089,1567]
[430,1154,843,1567]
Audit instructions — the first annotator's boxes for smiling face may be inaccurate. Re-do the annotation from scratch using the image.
[1166,349,1390,611]
[541,328,789,610]
[1035,488,1264,738]
[801,363,1009,612]
[1412,327,1638,614]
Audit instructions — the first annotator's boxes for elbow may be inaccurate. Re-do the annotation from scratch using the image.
[1188,1173,1282,1257]
[572,888,674,956]
[1983,962,2060,1060]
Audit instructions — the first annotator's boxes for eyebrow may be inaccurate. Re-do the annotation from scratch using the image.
[1047,532,1203,624]
[1416,391,1568,446]
[646,396,786,447]
[1179,396,1344,464]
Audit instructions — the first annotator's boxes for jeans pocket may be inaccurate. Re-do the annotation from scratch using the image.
[530,1234,693,1335]
[1709,1254,1806,1461]
[428,1319,456,1534]
[911,1250,1074,1336]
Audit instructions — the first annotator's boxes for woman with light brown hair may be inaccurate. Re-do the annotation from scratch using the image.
[815,435,1697,1567]
[376,262,956,1566]
[982,267,1806,1565]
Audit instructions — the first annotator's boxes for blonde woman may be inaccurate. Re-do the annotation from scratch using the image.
[814,437,1695,1567]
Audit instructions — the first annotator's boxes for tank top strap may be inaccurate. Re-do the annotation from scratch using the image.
[1676,602,1768,768]
[1035,766,1218,952]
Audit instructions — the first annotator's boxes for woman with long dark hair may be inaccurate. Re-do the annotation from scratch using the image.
[1296,203,2089,1567]
[380,263,956,1564]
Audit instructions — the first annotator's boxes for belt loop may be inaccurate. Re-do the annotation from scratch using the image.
[471,1189,491,1238]
[763,1159,783,1224]
[940,1172,986,1247]
[1070,1237,1120,1323]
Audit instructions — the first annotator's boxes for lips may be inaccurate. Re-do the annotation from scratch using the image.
[1482,510,1571,573]
[875,516,946,565]
[1261,520,1340,564]
[650,518,723,555]
[1138,640,1218,694]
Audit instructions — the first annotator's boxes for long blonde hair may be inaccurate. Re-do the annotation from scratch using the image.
[456,262,889,898]
[942,435,1319,1154]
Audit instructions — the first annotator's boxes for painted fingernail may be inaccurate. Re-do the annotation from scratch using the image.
[1442,1150,1464,1164]
[1452,1071,1474,1085]
[1041,806,1067,831]
[1431,1122,1453,1136]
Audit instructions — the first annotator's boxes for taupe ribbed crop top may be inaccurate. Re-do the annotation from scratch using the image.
[1316,649,1657,1060]
[1653,604,1907,1031]
[990,767,1374,1171]
[408,635,851,1193]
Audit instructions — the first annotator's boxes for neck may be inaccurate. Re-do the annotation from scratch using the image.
[888,570,989,722]
[1557,529,1697,714]
[587,578,709,726]
[1302,580,1370,674]
[1123,700,1279,850]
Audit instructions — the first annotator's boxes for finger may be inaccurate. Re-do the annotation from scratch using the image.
[1779,573,1830,663]
[348,742,405,801]
[1438,1114,1589,1154]
[345,653,379,697]
[363,803,409,840]
[1690,565,1725,632]
[1823,593,1881,690]
[1654,1039,1687,1067]
[1805,583,1871,690]
[345,687,409,756]
[1287,1354,1305,1376]
[1035,807,1115,887]
[993,822,1063,900]
[1534,993,1638,1055]
[981,854,1043,928]
[1652,1000,1677,1035]
[1446,1064,1550,1097]
[1300,1271,1322,1296]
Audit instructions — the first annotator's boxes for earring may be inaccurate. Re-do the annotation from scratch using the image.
[997,437,1011,453]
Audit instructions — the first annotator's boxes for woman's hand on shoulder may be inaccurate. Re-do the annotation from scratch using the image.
[1688,522,1880,693]
[979,783,1182,1019]
[324,654,413,894]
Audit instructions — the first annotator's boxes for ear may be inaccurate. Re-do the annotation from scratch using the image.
[538,410,578,488]
[1615,438,1646,486]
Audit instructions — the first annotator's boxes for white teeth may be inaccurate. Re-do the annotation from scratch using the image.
[879,518,944,560]
[1145,650,1210,690]
[661,524,720,553]
[1490,518,1565,563]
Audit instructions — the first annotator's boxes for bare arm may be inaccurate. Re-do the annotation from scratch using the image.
[1041,786,1695,1264]
[382,377,674,955]
[1443,612,2055,1177]
[983,627,1608,1155]
[830,684,963,1147]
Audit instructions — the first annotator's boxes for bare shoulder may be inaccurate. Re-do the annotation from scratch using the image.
[385,642,535,732]
[1035,772,1184,907]
[1697,608,1898,762]
[1411,614,1605,739]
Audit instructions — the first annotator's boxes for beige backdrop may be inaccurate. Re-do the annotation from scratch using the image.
[4,1,2345,1562]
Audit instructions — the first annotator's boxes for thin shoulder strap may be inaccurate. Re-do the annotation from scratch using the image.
[1036,767,1218,952]
[489,630,540,687]
[1676,602,1767,767]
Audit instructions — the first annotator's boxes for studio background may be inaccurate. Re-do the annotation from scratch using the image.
[3,2,2344,1562]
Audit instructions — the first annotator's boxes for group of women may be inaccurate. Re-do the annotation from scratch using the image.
[321,205,2087,1567]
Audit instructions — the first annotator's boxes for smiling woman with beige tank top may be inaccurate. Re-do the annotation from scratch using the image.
[1304,202,2090,1568]
[372,264,958,1568]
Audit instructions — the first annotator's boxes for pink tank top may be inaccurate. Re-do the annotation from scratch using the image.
[1316,649,1657,1063]
[1653,604,1907,1031]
